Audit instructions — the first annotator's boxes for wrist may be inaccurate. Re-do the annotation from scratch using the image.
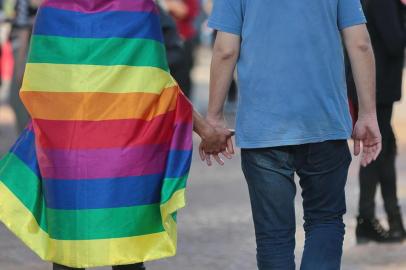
[358,110,377,120]
[206,113,225,124]
[207,108,224,119]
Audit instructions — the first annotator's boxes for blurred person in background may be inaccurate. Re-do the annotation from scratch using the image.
[156,0,185,79]
[9,0,41,133]
[0,0,15,106]
[348,0,406,243]
[165,0,199,98]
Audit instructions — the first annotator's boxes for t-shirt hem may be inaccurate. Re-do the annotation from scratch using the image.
[237,133,352,149]
[339,18,367,30]
[207,20,241,36]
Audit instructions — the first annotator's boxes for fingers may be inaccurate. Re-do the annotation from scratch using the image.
[373,141,382,160]
[228,129,236,136]
[199,144,206,161]
[221,150,232,160]
[205,154,212,166]
[199,125,235,166]
[213,154,225,166]
[227,137,235,155]
[353,139,361,156]
[362,143,373,167]
[361,141,382,167]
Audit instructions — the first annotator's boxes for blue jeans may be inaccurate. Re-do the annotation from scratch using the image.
[241,140,352,270]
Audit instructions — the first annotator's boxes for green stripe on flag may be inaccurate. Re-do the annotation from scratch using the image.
[0,153,48,232]
[161,175,188,204]
[28,35,169,71]
[46,204,165,240]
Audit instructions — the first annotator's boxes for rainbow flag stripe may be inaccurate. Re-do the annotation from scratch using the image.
[0,0,193,268]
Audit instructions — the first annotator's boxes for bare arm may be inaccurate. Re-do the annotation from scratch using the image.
[343,25,376,115]
[197,31,240,165]
[342,24,381,166]
[206,31,240,123]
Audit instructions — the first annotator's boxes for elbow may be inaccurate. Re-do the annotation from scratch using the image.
[352,39,373,54]
[345,31,374,54]
[214,46,239,61]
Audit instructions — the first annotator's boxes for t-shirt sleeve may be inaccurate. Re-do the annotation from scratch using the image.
[337,0,367,30]
[208,0,243,36]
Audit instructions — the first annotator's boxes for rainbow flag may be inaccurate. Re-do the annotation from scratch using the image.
[0,0,193,268]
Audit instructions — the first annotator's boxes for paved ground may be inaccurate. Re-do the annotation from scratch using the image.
[1,47,406,270]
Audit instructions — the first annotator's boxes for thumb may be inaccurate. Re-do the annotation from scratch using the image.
[218,127,232,136]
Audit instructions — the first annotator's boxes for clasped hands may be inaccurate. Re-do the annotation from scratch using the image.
[199,118,235,166]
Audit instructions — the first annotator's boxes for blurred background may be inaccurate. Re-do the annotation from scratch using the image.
[0,0,406,269]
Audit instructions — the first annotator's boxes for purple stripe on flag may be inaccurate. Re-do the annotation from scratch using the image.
[171,122,193,151]
[37,144,170,180]
[42,0,158,14]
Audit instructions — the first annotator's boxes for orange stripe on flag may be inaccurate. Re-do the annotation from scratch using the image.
[20,86,179,121]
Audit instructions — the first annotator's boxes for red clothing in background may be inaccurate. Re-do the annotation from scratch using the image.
[174,0,199,40]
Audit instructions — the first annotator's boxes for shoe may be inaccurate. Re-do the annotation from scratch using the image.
[388,215,406,242]
[53,264,84,270]
[112,263,146,270]
[356,217,391,244]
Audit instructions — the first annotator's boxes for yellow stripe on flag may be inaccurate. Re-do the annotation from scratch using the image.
[21,63,177,94]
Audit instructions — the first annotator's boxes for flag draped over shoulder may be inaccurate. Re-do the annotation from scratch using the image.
[0,0,193,268]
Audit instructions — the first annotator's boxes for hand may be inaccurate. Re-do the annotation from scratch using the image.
[199,126,234,166]
[199,116,235,166]
[352,113,382,167]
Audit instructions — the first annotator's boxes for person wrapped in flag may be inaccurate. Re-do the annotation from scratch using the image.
[0,0,234,269]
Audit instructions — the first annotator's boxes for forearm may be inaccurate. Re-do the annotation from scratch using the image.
[193,109,212,139]
[207,34,240,121]
[344,26,377,116]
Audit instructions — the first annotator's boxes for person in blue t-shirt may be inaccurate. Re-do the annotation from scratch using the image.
[201,0,382,269]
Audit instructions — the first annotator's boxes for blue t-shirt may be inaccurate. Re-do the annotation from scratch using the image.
[208,0,366,148]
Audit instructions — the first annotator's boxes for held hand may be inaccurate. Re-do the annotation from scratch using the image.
[352,114,382,167]
[199,116,235,166]
[199,126,234,166]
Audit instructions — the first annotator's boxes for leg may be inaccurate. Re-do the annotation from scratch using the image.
[355,105,396,243]
[379,138,401,220]
[53,264,84,270]
[112,263,146,270]
[356,161,390,243]
[377,105,400,218]
[358,162,380,220]
[241,147,296,270]
[376,104,405,238]
[357,105,393,220]
[296,141,351,270]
